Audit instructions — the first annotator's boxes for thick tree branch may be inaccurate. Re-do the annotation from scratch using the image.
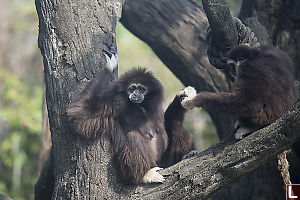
[124,101,300,199]
[121,0,226,93]
[202,0,238,51]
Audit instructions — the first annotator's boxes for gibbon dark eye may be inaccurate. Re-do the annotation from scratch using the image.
[238,57,248,62]
[138,85,147,94]
[128,85,137,94]
[227,59,236,68]
[131,85,137,90]
[228,62,235,69]
[229,64,237,79]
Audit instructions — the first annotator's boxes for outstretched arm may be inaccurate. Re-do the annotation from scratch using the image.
[181,90,252,118]
[162,87,194,167]
[67,53,118,139]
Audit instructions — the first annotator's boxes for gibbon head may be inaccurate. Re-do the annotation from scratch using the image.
[116,68,164,105]
[226,44,260,81]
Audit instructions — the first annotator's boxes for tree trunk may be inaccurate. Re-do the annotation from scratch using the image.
[34,0,122,199]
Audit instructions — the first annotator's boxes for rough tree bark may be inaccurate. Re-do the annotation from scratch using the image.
[34,0,123,199]
[202,0,238,51]
[34,0,300,199]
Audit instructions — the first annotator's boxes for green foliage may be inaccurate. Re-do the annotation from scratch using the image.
[0,69,42,200]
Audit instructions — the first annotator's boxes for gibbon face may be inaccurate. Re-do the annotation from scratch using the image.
[226,44,260,81]
[127,83,148,104]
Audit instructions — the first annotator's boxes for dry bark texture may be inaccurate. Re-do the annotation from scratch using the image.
[35,0,123,199]
[202,0,238,51]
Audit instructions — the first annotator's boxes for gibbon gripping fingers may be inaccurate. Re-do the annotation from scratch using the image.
[142,167,165,183]
[180,86,197,109]
[104,51,118,72]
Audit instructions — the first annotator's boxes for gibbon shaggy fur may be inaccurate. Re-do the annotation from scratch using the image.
[67,53,193,184]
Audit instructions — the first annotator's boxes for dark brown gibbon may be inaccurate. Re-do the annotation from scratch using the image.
[181,45,299,155]
[67,53,193,185]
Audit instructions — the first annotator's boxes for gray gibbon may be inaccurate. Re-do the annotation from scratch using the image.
[180,45,300,156]
[67,52,193,184]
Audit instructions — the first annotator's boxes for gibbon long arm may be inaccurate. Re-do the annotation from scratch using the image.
[67,59,118,139]
[184,91,254,117]
[162,87,194,167]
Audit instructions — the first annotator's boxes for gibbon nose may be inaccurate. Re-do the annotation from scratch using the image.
[132,91,139,99]
[129,91,144,103]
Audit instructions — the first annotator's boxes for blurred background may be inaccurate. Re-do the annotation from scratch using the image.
[0,0,241,199]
